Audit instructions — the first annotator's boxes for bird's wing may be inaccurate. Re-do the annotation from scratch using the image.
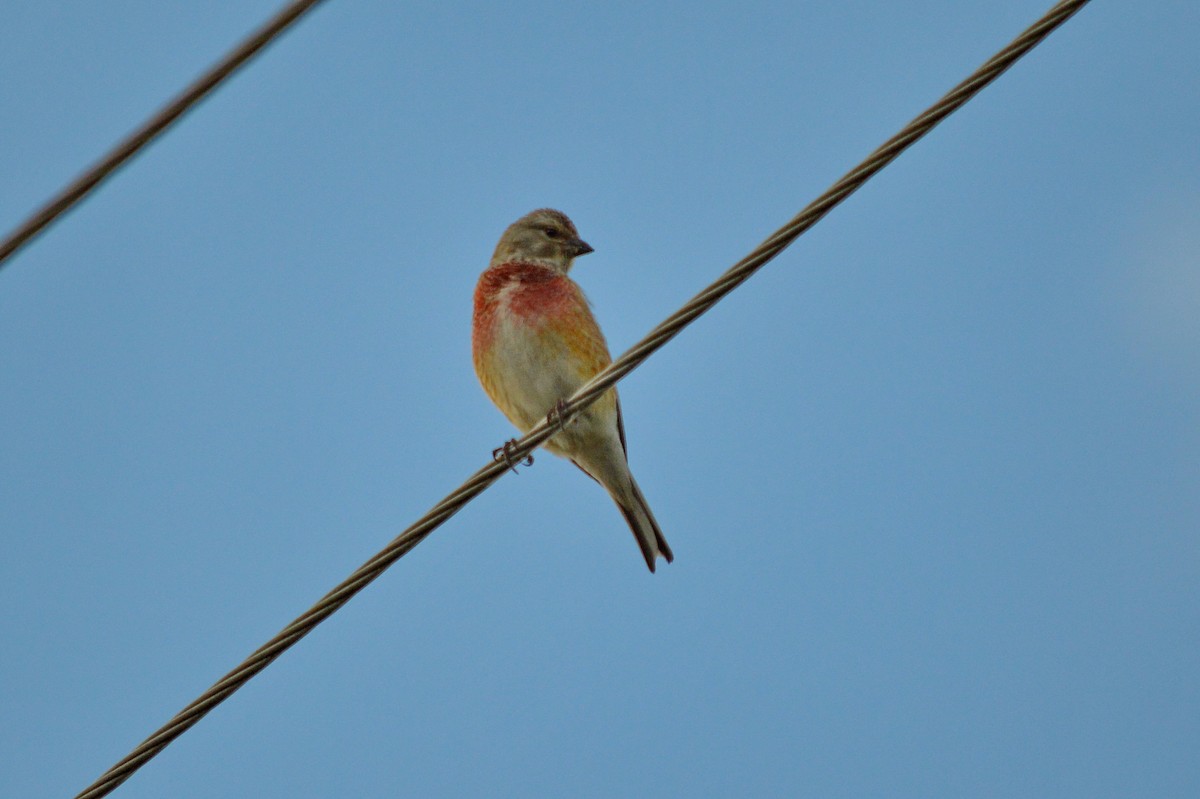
[614,394,628,456]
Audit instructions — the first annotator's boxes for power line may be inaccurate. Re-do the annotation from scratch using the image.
[71,1,1091,796]
[0,0,329,270]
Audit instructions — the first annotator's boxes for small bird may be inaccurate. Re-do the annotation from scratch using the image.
[472,209,674,572]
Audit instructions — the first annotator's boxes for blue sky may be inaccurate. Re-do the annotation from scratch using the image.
[2,1,1197,796]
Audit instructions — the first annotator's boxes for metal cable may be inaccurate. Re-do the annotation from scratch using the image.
[0,0,329,270]
[72,1,1091,796]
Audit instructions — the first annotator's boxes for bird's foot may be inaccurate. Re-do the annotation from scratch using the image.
[492,438,533,474]
[547,398,571,434]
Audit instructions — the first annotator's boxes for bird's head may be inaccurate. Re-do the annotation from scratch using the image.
[491,208,593,272]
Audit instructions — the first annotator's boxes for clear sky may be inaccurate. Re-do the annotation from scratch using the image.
[2,2,1197,797]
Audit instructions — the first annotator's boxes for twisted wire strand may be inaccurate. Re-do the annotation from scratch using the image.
[0,0,329,270]
[73,1,1090,796]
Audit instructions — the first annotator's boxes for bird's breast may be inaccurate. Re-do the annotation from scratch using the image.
[472,263,577,354]
[472,262,613,432]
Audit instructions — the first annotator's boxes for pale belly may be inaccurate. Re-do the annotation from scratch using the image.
[478,315,616,457]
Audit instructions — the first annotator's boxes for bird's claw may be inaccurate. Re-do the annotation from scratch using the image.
[547,398,571,434]
[492,438,533,474]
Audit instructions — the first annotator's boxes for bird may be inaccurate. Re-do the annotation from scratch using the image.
[472,209,674,572]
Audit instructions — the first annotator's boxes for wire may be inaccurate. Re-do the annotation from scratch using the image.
[72,1,1091,796]
[0,0,329,270]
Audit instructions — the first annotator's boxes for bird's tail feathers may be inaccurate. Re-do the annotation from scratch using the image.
[615,473,674,573]
[570,450,673,573]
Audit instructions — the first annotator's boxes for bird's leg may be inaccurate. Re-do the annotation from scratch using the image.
[492,438,533,474]
[547,398,571,434]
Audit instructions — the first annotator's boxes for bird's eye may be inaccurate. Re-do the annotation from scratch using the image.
[543,227,560,239]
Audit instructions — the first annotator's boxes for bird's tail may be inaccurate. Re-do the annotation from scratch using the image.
[614,473,674,573]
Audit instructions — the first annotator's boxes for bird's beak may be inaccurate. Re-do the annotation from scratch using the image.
[570,239,594,258]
